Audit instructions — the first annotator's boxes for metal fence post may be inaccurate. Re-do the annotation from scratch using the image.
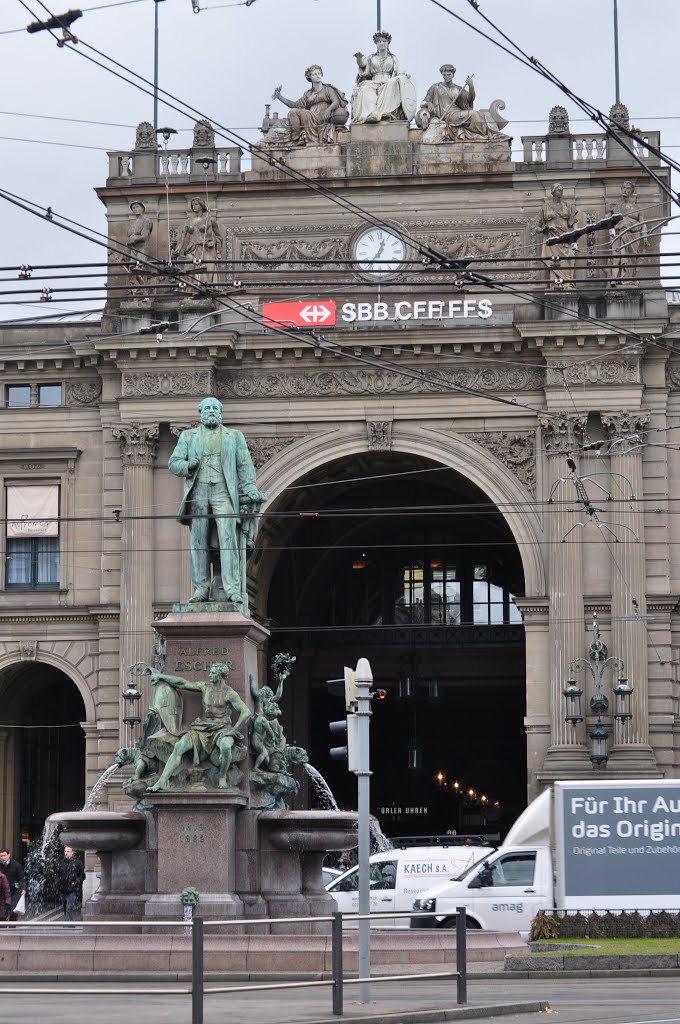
[192,915,204,1024]
[331,911,344,1016]
[456,908,467,1005]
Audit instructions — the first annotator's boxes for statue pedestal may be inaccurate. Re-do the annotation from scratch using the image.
[144,791,248,920]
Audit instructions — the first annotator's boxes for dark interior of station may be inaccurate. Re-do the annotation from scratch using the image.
[266,452,528,840]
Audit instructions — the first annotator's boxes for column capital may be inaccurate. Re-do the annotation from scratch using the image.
[539,413,587,454]
[112,423,159,466]
[601,410,650,451]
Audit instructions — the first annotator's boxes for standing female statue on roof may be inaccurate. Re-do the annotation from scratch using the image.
[351,31,417,124]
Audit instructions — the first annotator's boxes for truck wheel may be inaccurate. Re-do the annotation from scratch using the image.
[441,916,480,930]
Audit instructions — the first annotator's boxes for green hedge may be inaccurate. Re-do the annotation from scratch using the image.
[533,910,680,939]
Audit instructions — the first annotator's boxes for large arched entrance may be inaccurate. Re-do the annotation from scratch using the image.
[261,449,529,839]
[0,663,86,856]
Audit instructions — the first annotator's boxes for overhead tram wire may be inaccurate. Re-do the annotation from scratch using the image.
[427,0,680,207]
[0,184,559,415]
[11,6,674,388]
[8,3,679,302]
[458,0,680,178]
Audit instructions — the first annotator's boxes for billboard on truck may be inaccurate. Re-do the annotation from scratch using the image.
[555,780,680,910]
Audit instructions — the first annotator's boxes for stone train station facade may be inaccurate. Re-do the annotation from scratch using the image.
[1,97,679,851]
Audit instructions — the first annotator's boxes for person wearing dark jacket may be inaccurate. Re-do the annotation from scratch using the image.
[58,846,85,921]
[0,847,25,921]
[0,869,11,920]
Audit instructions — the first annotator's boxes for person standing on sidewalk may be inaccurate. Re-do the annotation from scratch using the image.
[0,847,25,921]
[0,868,11,920]
[58,846,85,921]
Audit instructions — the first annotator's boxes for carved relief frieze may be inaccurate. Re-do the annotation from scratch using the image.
[464,431,536,494]
[112,423,159,466]
[228,217,534,278]
[238,236,347,267]
[246,436,298,468]
[65,379,102,405]
[366,420,393,451]
[217,365,545,399]
[665,362,680,389]
[122,370,214,398]
[546,358,641,387]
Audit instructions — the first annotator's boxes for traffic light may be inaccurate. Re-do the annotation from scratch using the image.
[329,714,358,770]
[344,666,357,711]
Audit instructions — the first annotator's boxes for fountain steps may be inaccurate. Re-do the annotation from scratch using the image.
[0,929,525,974]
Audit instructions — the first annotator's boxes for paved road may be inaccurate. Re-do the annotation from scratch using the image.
[0,976,679,1024]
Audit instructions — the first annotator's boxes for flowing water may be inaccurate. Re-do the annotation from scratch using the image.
[303,763,393,852]
[82,762,119,810]
[25,762,119,914]
[304,763,339,810]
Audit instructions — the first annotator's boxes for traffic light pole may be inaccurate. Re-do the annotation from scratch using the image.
[355,657,373,1004]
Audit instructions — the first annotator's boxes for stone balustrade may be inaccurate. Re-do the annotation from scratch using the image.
[108,146,243,182]
[522,131,661,167]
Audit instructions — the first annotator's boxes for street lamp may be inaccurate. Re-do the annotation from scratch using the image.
[563,678,584,726]
[613,676,633,721]
[122,675,142,746]
[564,613,633,767]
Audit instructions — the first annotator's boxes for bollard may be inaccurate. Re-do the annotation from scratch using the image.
[191,915,204,1024]
[331,911,344,1016]
[456,908,467,1005]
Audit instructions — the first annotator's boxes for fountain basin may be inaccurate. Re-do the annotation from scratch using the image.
[48,811,146,852]
[259,810,358,852]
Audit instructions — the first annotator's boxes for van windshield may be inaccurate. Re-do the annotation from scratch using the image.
[454,852,493,881]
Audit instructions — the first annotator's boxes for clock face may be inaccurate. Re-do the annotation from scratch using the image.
[354,227,405,276]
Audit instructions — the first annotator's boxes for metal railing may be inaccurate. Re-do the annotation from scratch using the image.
[0,906,469,1023]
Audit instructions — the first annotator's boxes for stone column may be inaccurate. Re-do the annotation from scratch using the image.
[112,423,159,720]
[602,411,657,770]
[539,414,590,774]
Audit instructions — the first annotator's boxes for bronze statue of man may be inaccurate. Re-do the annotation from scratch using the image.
[169,396,266,603]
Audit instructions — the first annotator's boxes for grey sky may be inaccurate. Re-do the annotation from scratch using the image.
[0,0,677,320]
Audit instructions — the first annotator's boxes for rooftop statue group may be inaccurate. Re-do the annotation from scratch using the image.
[117,653,308,809]
[264,31,508,146]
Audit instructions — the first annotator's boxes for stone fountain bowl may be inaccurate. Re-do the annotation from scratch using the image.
[47,811,146,852]
[259,810,358,852]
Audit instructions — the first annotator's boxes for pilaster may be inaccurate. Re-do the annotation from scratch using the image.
[602,411,657,771]
[112,423,159,722]
[539,414,590,772]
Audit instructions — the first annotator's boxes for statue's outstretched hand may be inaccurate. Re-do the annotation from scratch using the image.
[272,85,282,101]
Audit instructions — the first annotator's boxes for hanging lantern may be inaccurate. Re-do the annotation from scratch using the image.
[588,720,609,767]
[563,678,583,726]
[399,674,414,700]
[122,678,142,729]
[613,676,633,722]
[407,742,422,770]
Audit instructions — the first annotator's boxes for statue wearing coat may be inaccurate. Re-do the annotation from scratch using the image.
[168,396,266,606]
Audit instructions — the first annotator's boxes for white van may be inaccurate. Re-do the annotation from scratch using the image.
[325,843,494,927]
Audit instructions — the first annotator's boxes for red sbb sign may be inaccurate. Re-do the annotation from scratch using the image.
[262,300,336,327]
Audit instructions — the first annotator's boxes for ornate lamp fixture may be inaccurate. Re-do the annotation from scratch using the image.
[122,671,142,745]
[564,613,634,767]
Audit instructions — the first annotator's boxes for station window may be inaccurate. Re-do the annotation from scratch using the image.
[6,385,31,408]
[4,383,63,408]
[38,384,63,407]
[5,484,60,589]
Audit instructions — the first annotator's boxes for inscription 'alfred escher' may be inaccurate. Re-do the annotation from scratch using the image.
[174,645,229,672]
